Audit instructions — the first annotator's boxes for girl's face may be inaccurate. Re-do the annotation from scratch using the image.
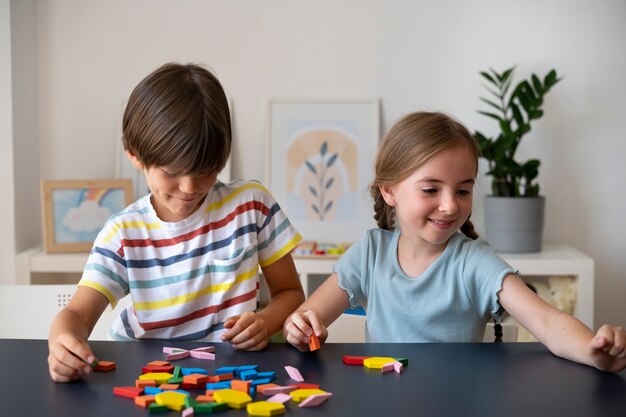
[382,144,476,248]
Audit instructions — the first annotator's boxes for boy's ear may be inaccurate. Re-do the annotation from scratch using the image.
[125,150,144,171]
[379,185,396,206]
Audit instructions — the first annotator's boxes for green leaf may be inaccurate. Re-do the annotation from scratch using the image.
[480,71,497,85]
[510,102,525,127]
[531,74,543,95]
[479,97,503,113]
[478,110,504,123]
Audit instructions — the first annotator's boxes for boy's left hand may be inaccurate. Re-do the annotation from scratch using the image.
[588,324,626,372]
[221,311,269,351]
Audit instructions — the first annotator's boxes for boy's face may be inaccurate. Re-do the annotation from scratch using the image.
[143,166,218,222]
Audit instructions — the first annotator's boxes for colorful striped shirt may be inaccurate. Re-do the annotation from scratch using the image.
[78,180,302,341]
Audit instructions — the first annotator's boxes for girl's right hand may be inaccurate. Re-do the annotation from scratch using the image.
[48,333,98,382]
[283,310,328,352]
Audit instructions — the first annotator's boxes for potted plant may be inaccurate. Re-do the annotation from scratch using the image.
[474,66,561,252]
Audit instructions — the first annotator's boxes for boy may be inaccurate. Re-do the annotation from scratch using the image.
[48,63,305,382]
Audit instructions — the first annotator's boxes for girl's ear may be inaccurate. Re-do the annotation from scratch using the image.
[379,185,396,206]
[125,150,144,171]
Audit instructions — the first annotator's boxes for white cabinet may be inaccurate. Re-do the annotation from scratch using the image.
[16,243,595,328]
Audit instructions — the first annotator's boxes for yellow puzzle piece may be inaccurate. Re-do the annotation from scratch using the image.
[289,388,327,403]
[246,401,286,416]
[154,391,188,411]
[363,357,396,369]
[138,372,174,385]
[213,388,252,409]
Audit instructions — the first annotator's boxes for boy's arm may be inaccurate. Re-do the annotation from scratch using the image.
[499,273,626,372]
[221,253,305,350]
[48,286,110,382]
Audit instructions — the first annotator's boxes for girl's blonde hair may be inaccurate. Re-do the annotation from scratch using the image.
[370,111,480,239]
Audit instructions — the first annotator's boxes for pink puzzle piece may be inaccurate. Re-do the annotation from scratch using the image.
[284,365,304,382]
[189,351,215,360]
[262,386,297,396]
[191,346,215,353]
[381,362,395,373]
[298,392,333,408]
[266,393,292,404]
[393,361,404,373]
[166,350,190,361]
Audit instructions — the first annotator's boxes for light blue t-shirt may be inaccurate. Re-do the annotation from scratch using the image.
[335,229,516,342]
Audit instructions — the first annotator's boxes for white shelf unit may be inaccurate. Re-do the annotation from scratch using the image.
[16,243,595,328]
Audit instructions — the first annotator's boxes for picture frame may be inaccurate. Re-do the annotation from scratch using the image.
[41,179,134,253]
[267,98,380,242]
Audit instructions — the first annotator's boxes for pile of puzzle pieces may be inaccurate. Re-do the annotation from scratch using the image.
[106,345,333,415]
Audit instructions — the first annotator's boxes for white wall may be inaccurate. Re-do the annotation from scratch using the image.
[4,0,626,328]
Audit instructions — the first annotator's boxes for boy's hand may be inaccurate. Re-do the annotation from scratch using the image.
[588,324,626,372]
[221,311,269,351]
[283,310,328,352]
[48,333,98,382]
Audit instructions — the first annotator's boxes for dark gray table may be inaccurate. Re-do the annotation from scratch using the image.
[1,339,625,417]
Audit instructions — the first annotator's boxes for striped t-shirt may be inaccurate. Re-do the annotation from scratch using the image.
[78,180,302,341]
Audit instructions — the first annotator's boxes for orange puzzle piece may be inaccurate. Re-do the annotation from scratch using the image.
[308,334,321,352]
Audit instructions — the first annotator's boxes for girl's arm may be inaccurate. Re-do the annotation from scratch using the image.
[498,273,626,372]
[283,273,350,351]
[48,286,110,382]
[221,253,305,350]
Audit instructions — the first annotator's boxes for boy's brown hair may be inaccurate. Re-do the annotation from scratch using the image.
[122,62,231,176]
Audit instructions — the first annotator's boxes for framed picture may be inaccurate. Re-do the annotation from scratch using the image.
[41,179,134,253]
[267,98,380,242]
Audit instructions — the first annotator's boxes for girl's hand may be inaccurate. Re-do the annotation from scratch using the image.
[48,333,98,383]
[588,324,626,372]
[221,312,269,351]
[283,310,328,352]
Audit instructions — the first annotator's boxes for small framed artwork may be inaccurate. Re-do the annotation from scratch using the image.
[41,179,134,253]
[267,98,380,242]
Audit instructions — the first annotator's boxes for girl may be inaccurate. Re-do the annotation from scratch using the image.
[283,111,626,372]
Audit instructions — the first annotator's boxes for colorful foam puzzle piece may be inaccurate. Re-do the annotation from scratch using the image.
[393,361,404,373]
[266,393,292,404]
[298,392,333,408]
[182,407,194,417]
[147,360,171,366]
[166,350,190,361]
[154,391,189,411]
[142,365,175,374]
[183,373,209,385]
[213,388,252,409]
[140,372,174,385]
[113,386,144,399]
[291,382,320,389]
[231,379,252,393]
[284,365,304,382]
[93,360,116,372]
[308,334,321,351]
[342,355,371,365]
[148,402,169,414]
[381,362,395,373]
[134,395,156,408]
[181,368,209,376]
[246,400,286,416]
[261,385,297,396]
[189,351,215,360]
[362,357,397,369]
[289,388,327,403]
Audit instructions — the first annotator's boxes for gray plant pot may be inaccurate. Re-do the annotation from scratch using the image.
[483,196,545,253]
